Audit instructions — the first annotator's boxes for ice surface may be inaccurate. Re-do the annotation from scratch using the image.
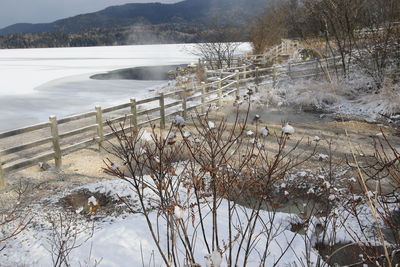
[0,43,251,131]
[0,44,196,131]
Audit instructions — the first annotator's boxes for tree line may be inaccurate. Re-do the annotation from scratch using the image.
[249,0,400,88]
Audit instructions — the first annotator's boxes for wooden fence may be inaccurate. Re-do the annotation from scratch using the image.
[0,55,342,189]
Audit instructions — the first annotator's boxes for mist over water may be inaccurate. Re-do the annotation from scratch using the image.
[91,65,186,81]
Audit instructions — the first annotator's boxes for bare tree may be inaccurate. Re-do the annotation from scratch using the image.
[191,17,244,70]
[301,0,400,87]
[249,0,294,54]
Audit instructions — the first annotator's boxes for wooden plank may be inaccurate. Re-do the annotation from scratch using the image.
[164,90,184,98]
[58,111,96,125]
[187,103,203,111]
[138,117,161,127]
[137,106,161,116]
[102,102,130,114]
[136,96,160,105]
[104,126,132,141]
[164,100,182,109]
[205,98,218,105]
[165,111,182,119]
[258,66,273,72]
[220,81,236,91]
[0,122,50,139]
[61,138,97,155]
[58,124,97,140]
[107,114,133,125]
[187,93,201,102]
[220,73,236,82]
[223,88,237,97]
[0,137,53,156]
[3,152,55,173]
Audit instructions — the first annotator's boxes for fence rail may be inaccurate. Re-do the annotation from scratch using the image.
[0,53,341,189]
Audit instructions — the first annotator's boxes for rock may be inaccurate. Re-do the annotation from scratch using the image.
[38,161,51,171]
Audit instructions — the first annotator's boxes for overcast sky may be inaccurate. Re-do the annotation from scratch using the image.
[0,0,182,28]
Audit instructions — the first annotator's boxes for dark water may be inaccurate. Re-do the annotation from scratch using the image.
[90,65,187,81]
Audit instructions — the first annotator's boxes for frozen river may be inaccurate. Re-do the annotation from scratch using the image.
[0,44,201,131]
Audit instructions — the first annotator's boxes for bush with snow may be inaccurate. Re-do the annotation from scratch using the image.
[256,69,400,118]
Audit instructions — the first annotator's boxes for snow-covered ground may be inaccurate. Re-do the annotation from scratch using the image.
[0,178,321,267]
[0,43,251,131]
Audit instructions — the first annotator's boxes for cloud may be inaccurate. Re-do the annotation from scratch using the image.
[0,0,181,28]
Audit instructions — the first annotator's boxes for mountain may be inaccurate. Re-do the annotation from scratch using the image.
[0,0,266,35]
[0,0,268,48]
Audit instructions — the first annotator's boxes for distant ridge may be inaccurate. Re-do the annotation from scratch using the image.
[0,0,265,35]
[0,0,267,48]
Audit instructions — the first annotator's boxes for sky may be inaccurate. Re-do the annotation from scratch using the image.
[0,0,182,28]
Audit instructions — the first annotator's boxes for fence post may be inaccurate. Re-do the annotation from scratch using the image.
[95,106,104,151]
[130,98,138,133]
[315,60,319,78]
[242,64,247,80]
[272,65,277,88]
[159,93,166,129]
[181,88,187,119]
[201,82,206,114]
[0,162,5,189]
[218,78,223,107]
[255,67,260,87]
[235,70,240,97]
[49,115,62,168]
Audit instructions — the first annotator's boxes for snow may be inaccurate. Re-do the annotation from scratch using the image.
[282,122,295,135]
[318,154,329,160]
[166,132,176,140]
[206,250,223,267]
[261,126,269,136]
[172,114,185,127]
[174,206,184,220]
[307,188,315,194]
[88,196,98,206]
[0,177,323,267]
[139,129,153,142]
[182,130,191,138]
[246,130,254,136]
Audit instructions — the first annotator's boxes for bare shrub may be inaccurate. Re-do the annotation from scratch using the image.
[46,212,97,267]
[103,96,330,266]
[0,183,32,252]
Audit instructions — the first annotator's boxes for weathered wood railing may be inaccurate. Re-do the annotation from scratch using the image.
[0,70,244,188]
[0,54,342,189]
